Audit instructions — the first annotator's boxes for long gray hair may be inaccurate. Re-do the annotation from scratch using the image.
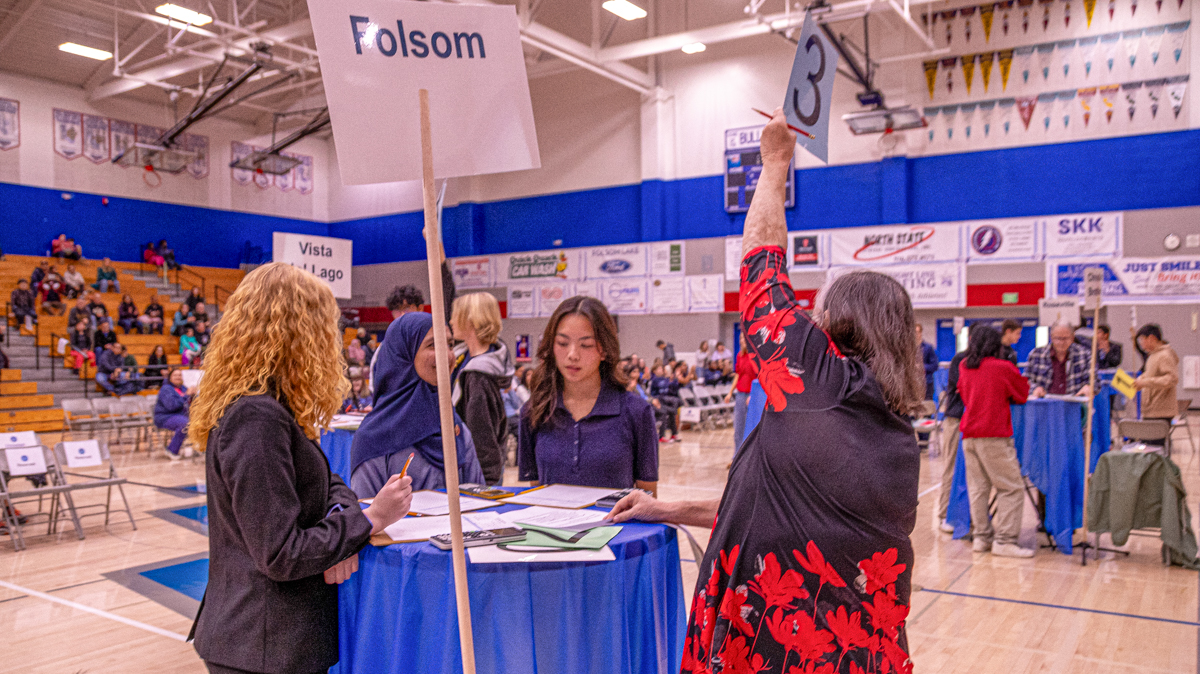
[816,271,925,416]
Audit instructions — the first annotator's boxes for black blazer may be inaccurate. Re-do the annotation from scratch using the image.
[192,395,372,673]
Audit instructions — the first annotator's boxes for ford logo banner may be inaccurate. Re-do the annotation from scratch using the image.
[599,260,631,274]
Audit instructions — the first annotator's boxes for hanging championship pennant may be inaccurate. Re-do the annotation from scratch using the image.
[783,10,839,164]
[1015,45,1034,84]
[1017,95,1038,128]
[999,48,1015,88]
[1167,75,1188,118]
[1145,78,1165,117]
[942,57,958,93]
[1078,87,1097,125]
[82,114,109,164]
[943,104,959,139]
[924,106,940,142]
[231,141,254,185]
[978,100,996,135]
[1083,0,1097,25]
[979,51,996,90]
[109,119,135,165]
[137,124,163,155]
[1123,29,1142,68]
[999,0,1014,35]
[53,109,82,159]
[276,155,295,191]
[962,54,978,93]
[1039,92,1057,131]
[980,4,996,40]
[1144,25,1166,64]
[295,154,314,194]
[1100,84,1120,121]
[1166,22,1188,64]
[0,98,18,150]
[1078,36,1099,77]
[1108,0,1116,19]
[1131,0,1138,15]
[961,6,976,41]
[1121,81,1143,120]
[186,134,210,179]
[999,97,1016,133]
[1057,39,1076,77]
[1037,43,1056,81]
[1062,0,1072,27]
[941,10,958,44]
[1101,32,1121,71]
[1058,90,1076,128]
[923,60,939,98]
[961,102,978,138]
[1038,0,1054,30]
[1018,0,1034,32]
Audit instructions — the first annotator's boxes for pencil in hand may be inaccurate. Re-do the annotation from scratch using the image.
[752,107,816,140]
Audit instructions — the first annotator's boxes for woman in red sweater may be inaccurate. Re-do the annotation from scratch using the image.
[957,325,1033,558]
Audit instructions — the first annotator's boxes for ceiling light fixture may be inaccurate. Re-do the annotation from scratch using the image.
[59,42,113,60]
[681,42,707,54]
[602,0,648,21]
[154,3,214,26]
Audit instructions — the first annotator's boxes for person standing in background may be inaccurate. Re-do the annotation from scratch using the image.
[519,296,658,493]
[385,285,424,320]
[936,326,976,534]
[451,292,514,485]
[1095,325,1124,369]
[957,326,1033,558]
[725,334,758,450]
[917,323,938,400]
[656,339,675,365]
[1134,324,1179,439]
[999,319,1022,365]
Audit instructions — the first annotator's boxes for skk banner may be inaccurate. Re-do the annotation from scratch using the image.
[966,217,1040,263]
[828,262,965,308]
[828,223,963,266]
[1050,257,1200,304]
[1041,211,1121,259]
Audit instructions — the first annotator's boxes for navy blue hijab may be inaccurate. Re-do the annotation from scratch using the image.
[350,312,469,475]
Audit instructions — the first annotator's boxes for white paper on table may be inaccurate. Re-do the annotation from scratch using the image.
[330,414,363,430]
[1040,394,1089,403]
[499,506,610,531]
[382,511,512,543]
[467,545,617,564]
[408,491,495,516]
[499,484,620,509]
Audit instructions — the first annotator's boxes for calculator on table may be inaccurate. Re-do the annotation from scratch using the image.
[429,528,526,550]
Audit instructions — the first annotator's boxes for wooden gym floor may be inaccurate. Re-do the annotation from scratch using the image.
[0,428,1196,673]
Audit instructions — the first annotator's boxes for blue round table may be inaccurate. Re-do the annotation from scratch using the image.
[320,430,688,674]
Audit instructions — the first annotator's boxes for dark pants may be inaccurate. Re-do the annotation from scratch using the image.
[656,396,681,438]
[159,413,189,455]
[206,662,324,674]
[118,317,140,334]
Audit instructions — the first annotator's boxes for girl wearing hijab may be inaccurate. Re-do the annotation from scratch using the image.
[350,312,486,498]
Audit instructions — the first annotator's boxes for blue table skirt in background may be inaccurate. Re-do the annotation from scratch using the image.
[321,428,355,483]
[946,388,1112,554]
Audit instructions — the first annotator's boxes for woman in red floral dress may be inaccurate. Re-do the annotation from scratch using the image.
[609,109,925,674]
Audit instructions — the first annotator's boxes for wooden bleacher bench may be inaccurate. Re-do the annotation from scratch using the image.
[0,394,54,411]
[0,370,20,382]
[0,409,63,433]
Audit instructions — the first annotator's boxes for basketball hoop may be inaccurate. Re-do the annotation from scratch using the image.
[142,164,162,188]
[115,142,196,174]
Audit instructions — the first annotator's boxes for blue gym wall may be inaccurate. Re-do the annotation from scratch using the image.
[4,129,1200,268]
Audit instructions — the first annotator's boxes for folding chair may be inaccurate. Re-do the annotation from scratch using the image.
[53,439,137,532]
[1174,399,1195,455]
[0,432,85,551]
[88,398,117,442]
[912,400,940,453]
[108,401,147,451]
[1118,419,1173,458]
[61,399,104,438]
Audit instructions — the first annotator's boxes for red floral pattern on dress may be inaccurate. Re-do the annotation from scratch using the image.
[757,355,806,412]
[857,549,905,597]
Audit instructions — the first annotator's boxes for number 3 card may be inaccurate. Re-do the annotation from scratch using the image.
[784,12,838,163]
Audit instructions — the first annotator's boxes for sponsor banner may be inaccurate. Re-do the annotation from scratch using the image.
[0,98,18,150]
[496,249,583,283]
[725,237,743,281]
[1049,257,1200,304]
[828,223,963,267]
[506,285,536,318]
[275,158,295,191]
[572,281,600,299]
[966,217,1039,263]
[1042,211,1121,259]
[271,232,352,299]
[650,276,686,314]
[82,115,109,164]
[787,232,826,269]
[829,262,965,308]
[535,282,572,317]
[451,256,493,289]
[650,241,685,276]
[686,275,724,313]
[587,245,648,279]
[52,109,82,159]
[600,279,649,315]
[110,120,136,165]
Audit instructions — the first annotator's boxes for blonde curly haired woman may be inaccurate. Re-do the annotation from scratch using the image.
[187,263,413,674]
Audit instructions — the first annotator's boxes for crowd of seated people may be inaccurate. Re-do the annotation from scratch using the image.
[51,234,83,260]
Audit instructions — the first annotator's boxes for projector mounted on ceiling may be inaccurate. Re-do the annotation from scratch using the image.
[842,107,927,135]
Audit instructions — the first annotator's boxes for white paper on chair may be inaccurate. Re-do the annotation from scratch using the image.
[408,491,495,516]
[63,440,102,468]
[499,484,621,509]
[381,511,512,543]
[181,369,204,390]
[4,447,46,476]
[0,431,38,449]
[467,544,616,564]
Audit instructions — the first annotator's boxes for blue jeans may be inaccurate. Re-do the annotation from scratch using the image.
[95,371,115,394]
[159,414,189,455]
[733,391,749,450]
[94,279,120,293]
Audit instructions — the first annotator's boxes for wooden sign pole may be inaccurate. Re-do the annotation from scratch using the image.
[418,88,477,674]
[1080,301,1100,565]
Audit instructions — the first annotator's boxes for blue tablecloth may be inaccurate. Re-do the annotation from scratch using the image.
[946,387,1112,554]
[320,432,687,674]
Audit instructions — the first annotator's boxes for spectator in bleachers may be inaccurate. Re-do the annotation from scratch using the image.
[67,297,90,329]
[171,306,191,336]
[51,234,82,260]
[656,339,676,364]
[184,286,204,312]
[153,367,191,460]
[117,294,140,334]
[39,268,66,315]
[10,279,37,331]
[143,242,165,271]
[96,343,139,396]
[69,320,95,373]
[29,260,49,293]
[144,344,169,387]
[93,321,118,352]
[356,328,375,364]
[157,239,180,270]
[180,326,202,366]
[343,377,372,414]
[346,338,367,379]
[191,301,210,326]
[93,258,120,293]
[674,361,695,387]
[87,291,113,330]
[62,264,86,299]
[194,321,212,348]
[139,295,165,334]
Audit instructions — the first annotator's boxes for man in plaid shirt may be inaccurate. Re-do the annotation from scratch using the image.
[1027,322,1094,398]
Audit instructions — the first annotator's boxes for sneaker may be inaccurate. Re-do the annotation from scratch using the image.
[164,448,182,462]
[182,446,195,459]
[670,435,680,443]
[972,537,992,553]
[938,519,955,534]
[991,542,1035,558]
[659,437,668,443]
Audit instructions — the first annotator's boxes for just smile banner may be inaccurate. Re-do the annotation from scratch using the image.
[1050,257,1200,304]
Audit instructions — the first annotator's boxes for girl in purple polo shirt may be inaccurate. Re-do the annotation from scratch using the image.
[517,297,658,493]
